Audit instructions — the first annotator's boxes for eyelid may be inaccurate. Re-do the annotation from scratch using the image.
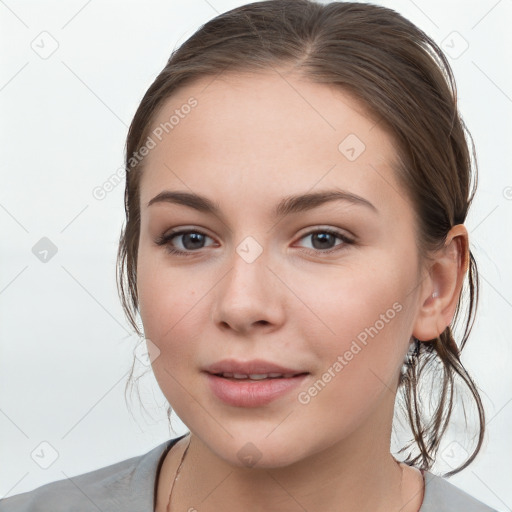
[294,224,355,241]
[292,227,354,254]
[156,227,217,248]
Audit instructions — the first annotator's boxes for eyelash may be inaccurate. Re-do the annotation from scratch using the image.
[154,227,354,257]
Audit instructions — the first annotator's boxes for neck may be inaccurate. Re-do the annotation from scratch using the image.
[184,438,400,511]
[162,406,422,512]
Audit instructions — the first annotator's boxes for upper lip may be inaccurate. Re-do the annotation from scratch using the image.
[204,359,308,375]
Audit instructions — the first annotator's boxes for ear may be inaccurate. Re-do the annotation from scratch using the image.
[412,224,469,341]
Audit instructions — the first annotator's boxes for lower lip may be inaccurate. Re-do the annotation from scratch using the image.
[205,373,309,407]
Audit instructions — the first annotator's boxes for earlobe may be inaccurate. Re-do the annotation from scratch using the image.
[412,225,469,342]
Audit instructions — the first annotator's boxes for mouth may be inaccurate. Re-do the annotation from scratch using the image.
[202,358,310,407]
[204,371,310,407]
[209,372,309,380]
[203,358,308,377]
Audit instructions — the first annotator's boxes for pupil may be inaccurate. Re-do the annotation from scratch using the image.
[312,233,334,250]
[183,233,204,250]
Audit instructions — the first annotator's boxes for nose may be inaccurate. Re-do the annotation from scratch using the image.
[211,248,286,335]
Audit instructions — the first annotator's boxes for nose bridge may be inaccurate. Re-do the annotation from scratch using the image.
[212,238,284,332]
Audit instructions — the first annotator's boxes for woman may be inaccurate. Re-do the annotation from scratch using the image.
[0,1,499,510]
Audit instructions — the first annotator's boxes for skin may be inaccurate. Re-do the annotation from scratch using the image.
[135,68,469,512]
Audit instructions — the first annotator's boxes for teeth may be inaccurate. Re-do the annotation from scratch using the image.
[218,372,297,380]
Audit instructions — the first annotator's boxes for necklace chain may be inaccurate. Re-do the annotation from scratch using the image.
[166,433,191,512]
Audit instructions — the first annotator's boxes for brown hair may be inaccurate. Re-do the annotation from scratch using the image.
[117,0,485,476]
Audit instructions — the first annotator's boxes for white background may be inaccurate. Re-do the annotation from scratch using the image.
[1,0,511,510]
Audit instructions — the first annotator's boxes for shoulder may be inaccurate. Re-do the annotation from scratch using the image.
[420,470,498,512]
[0,439,178,512]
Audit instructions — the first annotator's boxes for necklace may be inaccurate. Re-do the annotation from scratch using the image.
[166,433,191,512]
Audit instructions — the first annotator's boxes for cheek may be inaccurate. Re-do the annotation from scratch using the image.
[296,254,411,340]
[293,281,413,441]
[137,249,206,353]
[292,253,415,391]
[138,261,207,405]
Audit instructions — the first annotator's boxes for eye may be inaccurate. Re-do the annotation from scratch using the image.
[154,227,354,257]
[295,228,354,255]
[155,229,216,256]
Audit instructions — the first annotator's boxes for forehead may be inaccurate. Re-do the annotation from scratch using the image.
[147,69,384,154]
[138,70,407,218]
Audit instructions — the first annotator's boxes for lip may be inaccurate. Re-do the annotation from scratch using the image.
[203,358,306,375]
[203,358,309,407]
[205,372,309,407]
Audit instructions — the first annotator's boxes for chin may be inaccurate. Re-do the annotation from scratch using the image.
[197,430,314,470]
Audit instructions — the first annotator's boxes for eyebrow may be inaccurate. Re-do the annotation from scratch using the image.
[146,189,378,217]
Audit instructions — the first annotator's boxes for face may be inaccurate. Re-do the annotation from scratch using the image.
[136,70,426,468]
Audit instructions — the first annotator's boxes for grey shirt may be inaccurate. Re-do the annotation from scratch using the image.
[0,435,498,511]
